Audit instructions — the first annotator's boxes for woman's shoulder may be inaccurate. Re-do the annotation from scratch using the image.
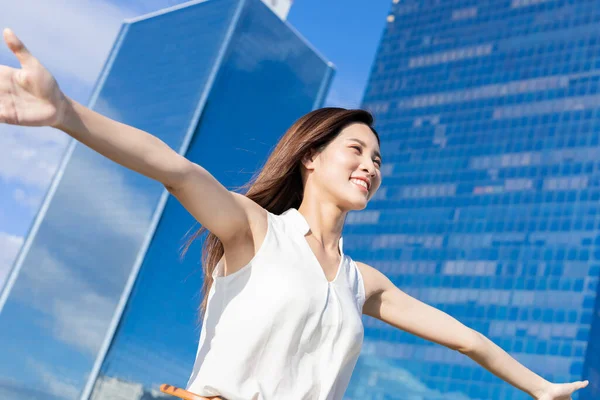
[230,194,292,236]
[353,260,393,305]
[230,192,269,236]
[218,194,269,278]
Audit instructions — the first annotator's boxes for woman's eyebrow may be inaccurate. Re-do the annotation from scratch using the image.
[347,138,382,161]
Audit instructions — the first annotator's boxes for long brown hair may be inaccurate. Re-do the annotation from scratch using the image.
[181,107,380,316]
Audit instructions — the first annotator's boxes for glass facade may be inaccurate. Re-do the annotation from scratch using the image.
[351,1,600,399]
[0,0,332,399]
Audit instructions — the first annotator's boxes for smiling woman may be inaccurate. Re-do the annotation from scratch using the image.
[0,24,385,397]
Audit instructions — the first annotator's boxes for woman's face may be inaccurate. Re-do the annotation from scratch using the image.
[305,122,383,210]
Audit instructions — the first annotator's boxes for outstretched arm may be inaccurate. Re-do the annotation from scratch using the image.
[0,28,264,244]
[356,261,589,400]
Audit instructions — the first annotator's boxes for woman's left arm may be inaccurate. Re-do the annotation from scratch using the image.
[356,261,589,400]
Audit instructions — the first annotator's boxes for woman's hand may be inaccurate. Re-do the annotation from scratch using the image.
[0,28,67,127]
[534,380,589,400]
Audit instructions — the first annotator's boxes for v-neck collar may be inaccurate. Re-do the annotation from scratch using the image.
[281,208,344,254]
[281,208,344,283]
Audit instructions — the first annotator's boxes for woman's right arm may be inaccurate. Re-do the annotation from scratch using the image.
[56,98,262,244]
[1,28,262,244]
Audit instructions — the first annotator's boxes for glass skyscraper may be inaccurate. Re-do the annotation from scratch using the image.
[351,1,600,399]
[0,0,333,398]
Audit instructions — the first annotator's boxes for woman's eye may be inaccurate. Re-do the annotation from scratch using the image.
[352,145,381,167]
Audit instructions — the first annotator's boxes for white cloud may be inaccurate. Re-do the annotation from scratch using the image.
[0,125,70,188]
[11,131,156,354]
[0,232,23,288]
[0,0,135,86]
[27,358,80,400]
[17,246,116,355]
[0,0,138,192]
[52,291,116,355]
[13,187,42,209]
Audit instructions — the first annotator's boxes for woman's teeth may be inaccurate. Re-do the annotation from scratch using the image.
[350,178,368,190]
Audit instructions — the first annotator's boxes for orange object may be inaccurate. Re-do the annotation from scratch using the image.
[160,384,224,400]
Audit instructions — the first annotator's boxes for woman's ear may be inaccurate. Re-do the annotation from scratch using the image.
[301,149,317,171]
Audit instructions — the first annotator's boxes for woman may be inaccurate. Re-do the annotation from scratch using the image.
[0,28,590,400]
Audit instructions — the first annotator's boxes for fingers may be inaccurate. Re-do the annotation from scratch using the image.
[572,380,589,391]
[2,28,35,68]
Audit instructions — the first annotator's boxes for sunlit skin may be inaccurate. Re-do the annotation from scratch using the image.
[297,122,382,260]
[0,27,591,400]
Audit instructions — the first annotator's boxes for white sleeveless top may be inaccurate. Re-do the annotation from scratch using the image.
[186,208,366,400]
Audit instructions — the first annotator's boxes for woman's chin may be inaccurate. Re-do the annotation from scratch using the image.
[345,197,369,211]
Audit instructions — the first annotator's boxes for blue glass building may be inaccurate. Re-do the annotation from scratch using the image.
[351,1,600,399]
[0,0,333,398]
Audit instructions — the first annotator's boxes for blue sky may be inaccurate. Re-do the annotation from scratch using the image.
[0,0,391,397]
